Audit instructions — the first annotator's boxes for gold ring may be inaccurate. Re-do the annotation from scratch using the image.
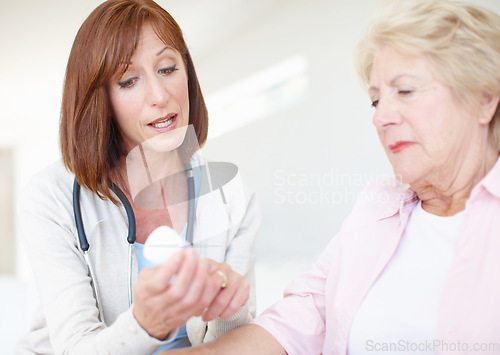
[215,270,227,288]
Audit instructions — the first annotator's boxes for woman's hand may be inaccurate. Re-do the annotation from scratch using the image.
[200,259,250,322]
[132,249,249,340]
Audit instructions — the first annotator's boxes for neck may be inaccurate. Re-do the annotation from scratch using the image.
[116,146,185,202]
[411,148,498,216]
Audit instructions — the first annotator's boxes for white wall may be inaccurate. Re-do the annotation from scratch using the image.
[196,0,391,311]
[2,0,500,353]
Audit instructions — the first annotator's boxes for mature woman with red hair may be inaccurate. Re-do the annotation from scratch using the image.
[16,1,259,353]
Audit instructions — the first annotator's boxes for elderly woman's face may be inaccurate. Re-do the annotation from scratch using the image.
[369,45,488,185]
[107,24,190,154]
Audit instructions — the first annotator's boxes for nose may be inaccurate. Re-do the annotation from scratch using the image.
[372,96,403,129]
[146,76,169,107]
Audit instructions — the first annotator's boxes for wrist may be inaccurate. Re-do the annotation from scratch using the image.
[132,306,177,341]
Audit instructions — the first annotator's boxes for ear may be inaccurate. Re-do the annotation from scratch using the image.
[478,93,500,125]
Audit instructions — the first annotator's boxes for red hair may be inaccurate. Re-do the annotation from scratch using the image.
[60,0,208,203]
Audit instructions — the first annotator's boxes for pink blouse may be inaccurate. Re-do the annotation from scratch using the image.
[253,158,500,355]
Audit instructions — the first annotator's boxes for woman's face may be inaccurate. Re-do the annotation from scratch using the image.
[369,45,491,186]
[107,24,190,154]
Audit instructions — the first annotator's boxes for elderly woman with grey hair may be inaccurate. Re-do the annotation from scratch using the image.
[165,0,500,354]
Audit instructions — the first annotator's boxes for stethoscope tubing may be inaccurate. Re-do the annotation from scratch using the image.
[72,165,195,317]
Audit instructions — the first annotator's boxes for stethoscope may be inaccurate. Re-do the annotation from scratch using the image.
[72,164,196,318]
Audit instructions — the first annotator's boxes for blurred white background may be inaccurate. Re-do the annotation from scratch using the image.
[2,0,500,353]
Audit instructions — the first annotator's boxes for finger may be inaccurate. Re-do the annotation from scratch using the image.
[205,261,231,284]
[201,270,239,321]
[135,251,185,296]
[219,278,250,318]
[149,256,217,329]
[181,258,216,316]
[214,270,228,289]
[163,249,199,303]
[179,258,231,317]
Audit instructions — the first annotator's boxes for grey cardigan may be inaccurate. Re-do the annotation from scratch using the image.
[16,157,259,354]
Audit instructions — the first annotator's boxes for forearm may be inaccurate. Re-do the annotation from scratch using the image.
[164,324,286,355]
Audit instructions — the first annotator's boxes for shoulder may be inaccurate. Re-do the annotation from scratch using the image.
[23,159,73,192]
[18,160,74,214]
[16,160,79,250]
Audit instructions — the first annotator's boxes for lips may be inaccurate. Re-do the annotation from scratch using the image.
[388,141,415,153]
[148,113,177,130]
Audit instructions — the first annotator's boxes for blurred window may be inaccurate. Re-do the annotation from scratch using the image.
[206,55,309,139]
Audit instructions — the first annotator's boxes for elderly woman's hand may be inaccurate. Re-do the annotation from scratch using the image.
[132,249,249,340]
